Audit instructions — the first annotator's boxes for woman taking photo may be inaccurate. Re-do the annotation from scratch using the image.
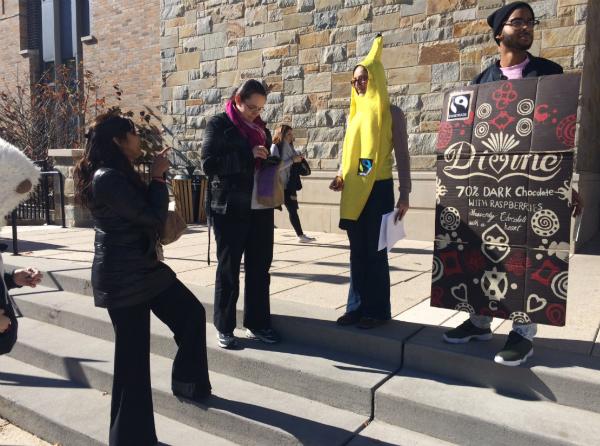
[202,79,280,349]
[75,113,211,446]
[271,125,315,243]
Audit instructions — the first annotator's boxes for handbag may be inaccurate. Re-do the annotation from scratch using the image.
[159,210,187,245]
[288,159,310,192]
[298,159,311,176]
[256,162,285,207]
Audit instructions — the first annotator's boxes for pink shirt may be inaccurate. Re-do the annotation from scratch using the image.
[499,57,530,80]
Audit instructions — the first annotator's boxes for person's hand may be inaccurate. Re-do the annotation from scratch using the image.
[0,310,11,333]
[394,199,409,224]
[292,155,302,163]
[329,176,344,191]
[151,147,170,177]
[572,189,583,217]
[252,145,268,159]
[13,268,43,288]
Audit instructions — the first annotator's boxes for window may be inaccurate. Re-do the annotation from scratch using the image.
[39,0,91,65]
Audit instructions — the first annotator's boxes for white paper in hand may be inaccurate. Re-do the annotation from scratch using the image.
[378,210,406,252]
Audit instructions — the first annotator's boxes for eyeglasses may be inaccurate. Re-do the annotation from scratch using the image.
[243,102,265,112]
[350,76,369,86]
[503,19,540,28]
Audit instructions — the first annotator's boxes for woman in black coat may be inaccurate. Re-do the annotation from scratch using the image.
[75,113,210,446]
[201,79,280,349]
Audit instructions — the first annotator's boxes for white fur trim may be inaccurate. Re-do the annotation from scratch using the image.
[0,137,40,226]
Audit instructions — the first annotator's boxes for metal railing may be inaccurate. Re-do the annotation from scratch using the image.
[8,167,66,255]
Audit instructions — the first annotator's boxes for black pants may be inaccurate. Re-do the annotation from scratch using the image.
[212,209,274,333]
[284,189,303,236]
[346,179,394,320]
[107,280,210,446]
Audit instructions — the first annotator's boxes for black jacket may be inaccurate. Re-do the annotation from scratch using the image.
[472,53,563,84]
[201,112,272,217]
[0,248,19,354]
[90,168,176,309]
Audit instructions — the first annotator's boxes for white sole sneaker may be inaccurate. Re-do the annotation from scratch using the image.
[494,349,534,367]
[217,333,237,349]
[442,332,494,344]
[245,328,279,344]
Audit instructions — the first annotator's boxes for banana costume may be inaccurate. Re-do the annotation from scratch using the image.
[340,35,394,221]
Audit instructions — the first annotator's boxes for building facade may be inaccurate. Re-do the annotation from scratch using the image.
[1,1,598,246]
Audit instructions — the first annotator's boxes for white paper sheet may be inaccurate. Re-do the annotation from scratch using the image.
[378,210,406,252]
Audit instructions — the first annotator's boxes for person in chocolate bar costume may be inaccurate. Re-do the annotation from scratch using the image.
[442,1,583,366]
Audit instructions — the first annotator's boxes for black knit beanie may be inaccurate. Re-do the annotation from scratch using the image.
[487,2,535,45]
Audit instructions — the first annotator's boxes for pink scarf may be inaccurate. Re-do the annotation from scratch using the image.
[225,100,267,149]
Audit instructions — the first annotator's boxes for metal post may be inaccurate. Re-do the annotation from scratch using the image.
[58,170,66,227]
[42,173,51,225]
[11,210,18,256]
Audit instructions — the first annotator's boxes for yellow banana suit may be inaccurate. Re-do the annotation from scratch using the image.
[340,35,394,222]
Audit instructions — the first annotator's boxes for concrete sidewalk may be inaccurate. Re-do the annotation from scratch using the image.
[2,224,600,356]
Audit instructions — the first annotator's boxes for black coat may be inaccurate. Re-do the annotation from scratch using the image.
[0,247,19,354]
[201,112,272,217]
[90,168,176,309]
[472,53,563,84]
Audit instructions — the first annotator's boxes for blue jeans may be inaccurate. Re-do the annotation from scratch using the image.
[470,314,537,341]
[345,276,361,313]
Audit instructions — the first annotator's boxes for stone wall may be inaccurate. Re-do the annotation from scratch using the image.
[578,0,599,174]
[160,0,589,169]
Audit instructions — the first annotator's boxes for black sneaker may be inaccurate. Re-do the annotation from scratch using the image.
[336,311,361,326]
[443,319,493,344]
[217,331,237,349]
[245,328,280,344]
[494,331,533,366]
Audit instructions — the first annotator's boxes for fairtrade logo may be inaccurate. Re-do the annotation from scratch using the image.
[447,92,473,121]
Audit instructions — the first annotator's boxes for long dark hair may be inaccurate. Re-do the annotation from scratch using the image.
[75,113,145,208]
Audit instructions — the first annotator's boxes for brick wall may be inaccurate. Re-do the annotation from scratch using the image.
[83,0,161,114]
[0,0,31,90]
[160,0,589,168]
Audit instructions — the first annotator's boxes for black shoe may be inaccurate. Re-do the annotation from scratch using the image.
[217,331,238,349]
[443,319,493,344]
[172,380,212,403]
[245,328,281,344]
[494,331,533,366]
[336,311,361,326]
[356,317,388,329]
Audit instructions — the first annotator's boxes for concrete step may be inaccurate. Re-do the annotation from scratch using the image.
[375,369,600,446]
[347,421,457,446]
[403,326,600,413]
[4,260,416,364]
[9,317,367,446]
[12,288,394,416]
[0,355,238,446]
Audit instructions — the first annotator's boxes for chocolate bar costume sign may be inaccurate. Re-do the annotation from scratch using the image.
[431,74,580,326]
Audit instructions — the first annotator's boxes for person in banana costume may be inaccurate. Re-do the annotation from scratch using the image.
[330,35,411,329]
